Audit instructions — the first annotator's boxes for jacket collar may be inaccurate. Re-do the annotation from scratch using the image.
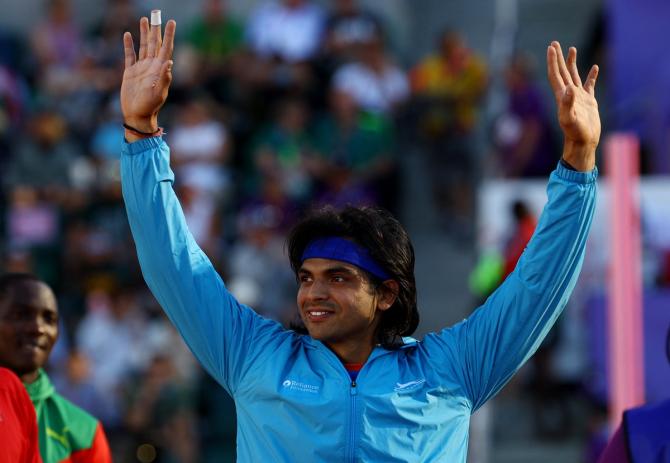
[24,368,55,403]
[302,335,418,359]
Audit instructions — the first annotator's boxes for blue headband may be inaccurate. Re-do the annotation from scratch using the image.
[301,237,391,280]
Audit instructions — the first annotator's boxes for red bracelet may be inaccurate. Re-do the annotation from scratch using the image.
[123,123,164,137]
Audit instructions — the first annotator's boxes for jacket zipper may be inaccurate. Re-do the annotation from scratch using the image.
[348,380,358,462]
[315,344,384,462]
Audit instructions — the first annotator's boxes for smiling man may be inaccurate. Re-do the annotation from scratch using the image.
[120,15,599,462]
[0,274,112,463]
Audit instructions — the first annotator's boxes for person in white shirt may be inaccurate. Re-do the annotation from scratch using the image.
[332,32,409,114]
[246,0,324,63]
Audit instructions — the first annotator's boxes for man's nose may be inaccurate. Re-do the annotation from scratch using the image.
[306,279,329,300]
[24,317,46,335]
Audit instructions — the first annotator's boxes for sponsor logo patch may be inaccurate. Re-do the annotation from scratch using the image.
[282,379,320,394]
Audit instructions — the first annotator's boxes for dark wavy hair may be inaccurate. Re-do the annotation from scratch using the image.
[287,206,419,349]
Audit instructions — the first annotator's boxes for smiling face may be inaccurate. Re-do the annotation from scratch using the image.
[297,258,395,362]
[0,280,59,381]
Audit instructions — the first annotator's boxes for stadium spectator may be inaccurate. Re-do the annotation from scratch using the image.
[332,30,409,114]
[248,97,314,203]
[51,349,116,425]
[30,0,83,96]
[493,53,558,177]
[186,0,243,63]
[169,98,232,255]
[124,354,198,463]
[0,273,112,462]
[322,0,384,66]
[76,285,149,427]
[242,0,324,94]
[310,87,396,209]
[4,109,83,202]
[0,63,28,164]
[88,98,125,193]
[0,366,42,463]
[410,29,487,237]
[227,203,296,322]
[247,0,324,63]
[502,200,537,279]
[183,0,244,91]
[411,29,487,125]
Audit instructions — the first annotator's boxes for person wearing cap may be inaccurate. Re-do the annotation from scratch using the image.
[120,15,600,461]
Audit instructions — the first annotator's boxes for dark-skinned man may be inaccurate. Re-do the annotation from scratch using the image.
[0,273,112,463]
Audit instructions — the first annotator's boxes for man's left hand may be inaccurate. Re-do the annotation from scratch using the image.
[547,41,600,172]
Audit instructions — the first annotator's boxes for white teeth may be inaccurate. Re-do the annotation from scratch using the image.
[310,311,328,316]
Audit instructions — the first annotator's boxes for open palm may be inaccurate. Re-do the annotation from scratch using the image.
[547,42,600,149]
[120,17,176,130]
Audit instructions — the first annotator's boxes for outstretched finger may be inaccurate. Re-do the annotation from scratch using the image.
[566,47,582,87]
[547,45,565,98]
[148,23,159,58]
[138,17,149,60]
[584,64,599,96]
[158,20,176,62]
[552,42,573,88]
[123,32,136,69]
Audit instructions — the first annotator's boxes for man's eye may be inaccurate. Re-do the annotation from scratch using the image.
[299,275,312,283]
[331,275,345,283]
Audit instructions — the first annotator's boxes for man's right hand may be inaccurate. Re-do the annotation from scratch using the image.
[120,16,176,141]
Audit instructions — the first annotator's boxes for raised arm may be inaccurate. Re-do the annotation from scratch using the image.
[120,16,286,394]
[425,42,600,410]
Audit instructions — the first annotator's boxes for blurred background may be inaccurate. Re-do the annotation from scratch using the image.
[0,0,669,462]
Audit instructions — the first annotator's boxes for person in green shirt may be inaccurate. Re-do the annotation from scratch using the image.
[0,273,112,463]
[186,0,243,61]
[184,0,244,98]
[310,88,396,209]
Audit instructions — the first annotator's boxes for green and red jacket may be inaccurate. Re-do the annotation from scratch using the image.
[25,370,112,463]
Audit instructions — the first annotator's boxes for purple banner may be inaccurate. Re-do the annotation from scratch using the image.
[609,0,670,173]
[586,289,670,404]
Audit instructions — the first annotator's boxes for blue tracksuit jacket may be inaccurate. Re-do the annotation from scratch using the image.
[121,137,597,462]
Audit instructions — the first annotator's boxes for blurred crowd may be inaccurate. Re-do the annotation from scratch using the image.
[0,0,615,461]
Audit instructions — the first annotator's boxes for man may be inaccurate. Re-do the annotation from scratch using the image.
[120,16,599,461]
[410,29,488,236]
[0,366,42,463]
[0,274,112,463]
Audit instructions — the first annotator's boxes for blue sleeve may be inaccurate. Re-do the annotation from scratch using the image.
[120,137,288,395]
[423,162,597,411]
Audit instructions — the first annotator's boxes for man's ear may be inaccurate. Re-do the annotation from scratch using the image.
[376,280,399,312]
